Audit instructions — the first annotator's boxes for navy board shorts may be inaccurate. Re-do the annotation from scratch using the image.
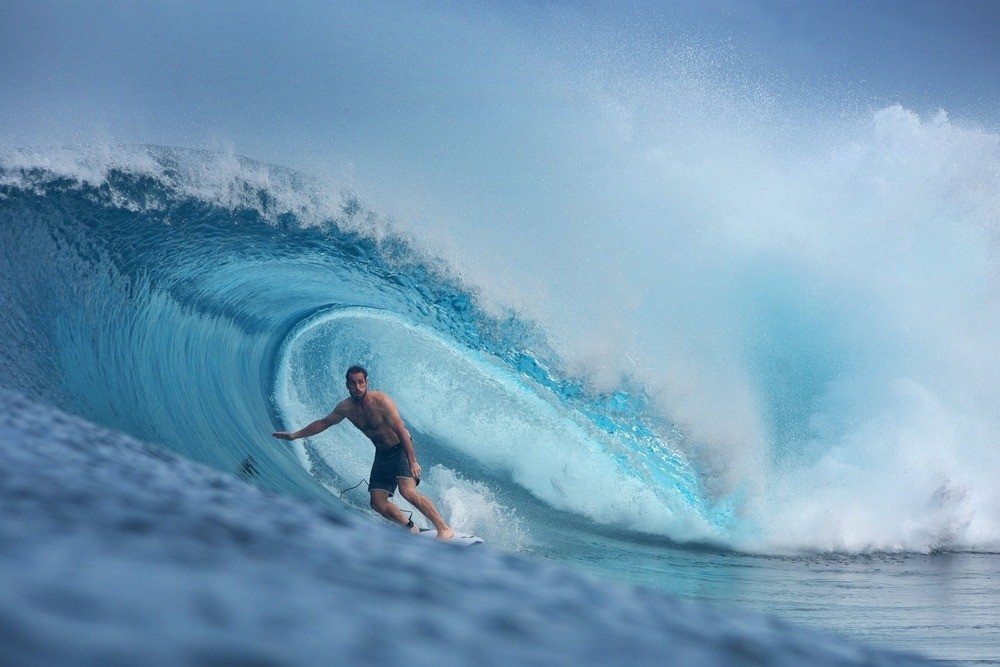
[368,444,414,496]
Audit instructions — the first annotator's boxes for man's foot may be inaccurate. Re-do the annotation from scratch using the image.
[437,527,456,541]
[404,519,420,535]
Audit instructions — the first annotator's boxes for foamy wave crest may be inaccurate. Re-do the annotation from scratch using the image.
[705,107,1000,553]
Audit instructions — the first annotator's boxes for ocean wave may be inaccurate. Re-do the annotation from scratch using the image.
[0,145,719,551]
[2,140,999,556]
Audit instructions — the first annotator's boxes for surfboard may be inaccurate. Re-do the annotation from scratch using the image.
[417,528,484,547]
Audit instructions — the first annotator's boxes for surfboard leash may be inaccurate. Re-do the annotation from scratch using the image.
[339,479,369,498]
[339,479,416,527]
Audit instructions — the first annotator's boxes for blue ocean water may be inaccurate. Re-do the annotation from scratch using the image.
[1,145,998,664]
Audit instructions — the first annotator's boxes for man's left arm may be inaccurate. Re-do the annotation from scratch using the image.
[382,396,421,480]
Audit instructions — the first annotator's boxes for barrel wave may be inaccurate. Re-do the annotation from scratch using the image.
[0,145,721,552]
[4,136,1000,558]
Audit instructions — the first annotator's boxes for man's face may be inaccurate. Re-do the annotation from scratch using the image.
[346,372,368,401]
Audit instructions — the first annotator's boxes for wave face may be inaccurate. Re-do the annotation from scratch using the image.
[1,137,999,556]
[0,146,720,552]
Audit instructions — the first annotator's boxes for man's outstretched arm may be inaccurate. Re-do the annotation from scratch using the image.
[273,409,344,440]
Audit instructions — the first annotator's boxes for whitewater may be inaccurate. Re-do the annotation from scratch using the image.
[3,1,1000,664]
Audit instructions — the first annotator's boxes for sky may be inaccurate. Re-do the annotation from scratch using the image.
[605,0,1000,119]
[2,0,999,157]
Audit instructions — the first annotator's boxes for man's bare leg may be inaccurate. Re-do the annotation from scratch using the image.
[397,478,455,540]
[369,490,419,533]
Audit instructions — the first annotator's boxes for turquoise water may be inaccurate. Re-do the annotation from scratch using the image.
[1,147,998,663]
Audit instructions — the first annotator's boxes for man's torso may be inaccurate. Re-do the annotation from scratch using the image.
[337,392,400,449]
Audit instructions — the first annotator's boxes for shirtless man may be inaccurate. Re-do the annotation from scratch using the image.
[273,365,455,540]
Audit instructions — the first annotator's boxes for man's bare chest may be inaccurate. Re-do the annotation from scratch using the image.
[346,404,386,432]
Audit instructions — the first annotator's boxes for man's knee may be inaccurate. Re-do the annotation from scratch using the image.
[399,486,421,505]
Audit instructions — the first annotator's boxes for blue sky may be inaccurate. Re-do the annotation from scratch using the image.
[585,0,1000,119]
[2,0,998,158]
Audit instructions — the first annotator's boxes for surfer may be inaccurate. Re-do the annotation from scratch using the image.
[272,365,456,541]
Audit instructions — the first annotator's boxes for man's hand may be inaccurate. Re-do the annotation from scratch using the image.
[410,460,422,479]
[272,431,294,440]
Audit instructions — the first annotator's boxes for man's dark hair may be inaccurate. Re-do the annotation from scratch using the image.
[345,365,368,381]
